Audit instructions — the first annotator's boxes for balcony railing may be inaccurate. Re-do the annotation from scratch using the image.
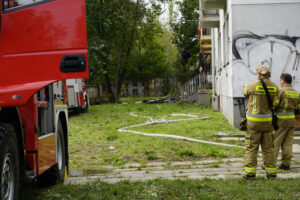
[181,74,212,98]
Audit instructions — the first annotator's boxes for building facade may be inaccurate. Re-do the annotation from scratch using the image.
[200,0,300,128]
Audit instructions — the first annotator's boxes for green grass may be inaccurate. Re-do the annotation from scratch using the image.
[20,178,300,200]
[68,100,243,169]
[130,110,244,146]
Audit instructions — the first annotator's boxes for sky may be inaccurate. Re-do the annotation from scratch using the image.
[146,0,181,25]
[159,2,170,25]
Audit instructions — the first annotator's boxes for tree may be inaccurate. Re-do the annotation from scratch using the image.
[86,0,168,102]
[86,0,116,100]
[171,0,200,83]
[159,27,178,72]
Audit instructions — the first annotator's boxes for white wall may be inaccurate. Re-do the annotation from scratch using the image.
[232,2,300,97]
[211,1,300,128]
[216,4,234,98]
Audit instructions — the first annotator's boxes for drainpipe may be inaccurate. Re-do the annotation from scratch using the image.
[211,29,215,95]
[199,0,203,21]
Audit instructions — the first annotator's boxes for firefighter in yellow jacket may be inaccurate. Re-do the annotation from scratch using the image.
[273,73,300,170]
[243,65,278,179]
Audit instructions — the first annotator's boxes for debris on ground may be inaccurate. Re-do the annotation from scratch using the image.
[109,146,115,150]
[136,96,181,104]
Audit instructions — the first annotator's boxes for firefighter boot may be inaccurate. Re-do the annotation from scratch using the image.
[243,174,256,180]
[279,164,290,170]
[266,173,277,180]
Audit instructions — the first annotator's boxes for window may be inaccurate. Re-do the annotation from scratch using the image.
[3,0,45,11]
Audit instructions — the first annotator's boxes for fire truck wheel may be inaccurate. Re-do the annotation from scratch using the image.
[0,123,20,200]
[56,120,66,183]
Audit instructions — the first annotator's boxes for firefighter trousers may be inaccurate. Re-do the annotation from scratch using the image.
[244,129,277,175]
[274,127,294,166]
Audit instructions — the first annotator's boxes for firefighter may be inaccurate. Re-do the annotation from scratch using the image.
[243,65,278,179]
[273,73,300,170]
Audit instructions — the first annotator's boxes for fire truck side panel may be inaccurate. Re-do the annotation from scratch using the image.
[0,80,55,107]
[66,79,80,92]
[2,1,87,54]
[67,87,76,108]
[0,0,89,107]
[19,95,39,175]
[18,91,69,177]
[38,134,55,175]
[19,96,38,151]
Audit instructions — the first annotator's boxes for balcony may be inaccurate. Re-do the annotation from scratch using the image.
[200,0,226,10]
[199,0,225,28]
[200,35,212,55]
[199,9,219,28]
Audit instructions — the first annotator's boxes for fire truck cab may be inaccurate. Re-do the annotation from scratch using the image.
[0,0,88,199]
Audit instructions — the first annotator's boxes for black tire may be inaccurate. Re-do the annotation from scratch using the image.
[37,120,66,186]
[0,123,20,200]
[56,120,66,183]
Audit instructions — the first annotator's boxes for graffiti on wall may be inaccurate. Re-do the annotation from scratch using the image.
[232,31,300,95]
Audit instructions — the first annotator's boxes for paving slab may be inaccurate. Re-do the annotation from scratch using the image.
[66,138,300,185]
[67,160,300,185]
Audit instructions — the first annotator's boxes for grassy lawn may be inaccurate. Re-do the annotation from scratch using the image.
[21,178,300,200]
[68,99,244,170]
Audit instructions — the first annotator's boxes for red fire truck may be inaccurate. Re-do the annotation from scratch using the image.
[53,79,89,113]
[0,0,88,199]
[65,79,89,112]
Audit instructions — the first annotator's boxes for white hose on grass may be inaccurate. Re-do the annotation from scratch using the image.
[118,113,244,149]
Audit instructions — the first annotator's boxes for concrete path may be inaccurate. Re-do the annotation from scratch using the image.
[66,152,300,185]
